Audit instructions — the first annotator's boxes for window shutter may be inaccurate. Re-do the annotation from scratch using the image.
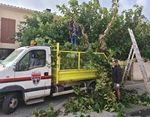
[1,18,16,43]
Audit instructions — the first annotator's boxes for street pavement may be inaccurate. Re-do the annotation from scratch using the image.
[124,80,147,94]
[0,94,71,117]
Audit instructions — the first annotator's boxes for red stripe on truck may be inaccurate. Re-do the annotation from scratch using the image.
[0,76,51,83]
[32,74,41,77]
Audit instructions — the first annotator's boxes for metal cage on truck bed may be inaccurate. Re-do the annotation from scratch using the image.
[52,43,107,84]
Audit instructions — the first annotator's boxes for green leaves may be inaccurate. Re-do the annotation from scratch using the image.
[33,105,57,117]
[115,103,125,117]
[16,0,150,60]
[64,51,118,114]
[16,11,69,46]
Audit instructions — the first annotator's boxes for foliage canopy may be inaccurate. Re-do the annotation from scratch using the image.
[16,0,150,60]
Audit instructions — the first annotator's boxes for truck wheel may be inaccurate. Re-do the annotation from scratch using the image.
[2,93,19,114]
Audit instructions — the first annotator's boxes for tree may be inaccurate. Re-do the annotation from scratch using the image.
[99,0,118,51]
[16,0,150,59]
[106,5,150,59]
[16,10,69,46]
[57,0,112,47]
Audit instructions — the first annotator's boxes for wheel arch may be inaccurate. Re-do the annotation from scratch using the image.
[86,79,96,87]
[0,85,25,101]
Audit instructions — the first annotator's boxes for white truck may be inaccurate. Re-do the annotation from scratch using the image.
[0,43,107,114]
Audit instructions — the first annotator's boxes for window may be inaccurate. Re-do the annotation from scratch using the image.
[0,48,14,60]
[16,52,29,71]
[16,50,46,71]
[1,48,23,67]
[1,18,16,43]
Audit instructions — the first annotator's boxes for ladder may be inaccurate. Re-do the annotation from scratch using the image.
[122,28,150,93]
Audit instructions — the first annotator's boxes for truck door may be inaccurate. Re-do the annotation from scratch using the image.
[14,49,50,100]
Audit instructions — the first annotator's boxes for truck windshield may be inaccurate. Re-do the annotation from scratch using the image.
[1,49,24,67]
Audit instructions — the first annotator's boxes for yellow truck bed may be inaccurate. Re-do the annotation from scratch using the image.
[52,68,97,84]
[52,43,107,84]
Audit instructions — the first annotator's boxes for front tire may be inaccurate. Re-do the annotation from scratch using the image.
[2,93,19,114]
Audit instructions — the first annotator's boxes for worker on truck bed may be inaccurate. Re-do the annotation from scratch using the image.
[69,20,78,45]
[112,59,122,100]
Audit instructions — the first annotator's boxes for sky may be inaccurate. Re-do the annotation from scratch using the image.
[0,0,150,19]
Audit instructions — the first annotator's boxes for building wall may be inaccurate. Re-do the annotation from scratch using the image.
[131,62,150,80]
[0,4,33,49]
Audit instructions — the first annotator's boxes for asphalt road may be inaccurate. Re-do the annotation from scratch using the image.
[124,81,147,94]
[0,94,72,117]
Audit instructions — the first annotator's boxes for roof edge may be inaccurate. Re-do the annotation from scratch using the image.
[0,3,40,12]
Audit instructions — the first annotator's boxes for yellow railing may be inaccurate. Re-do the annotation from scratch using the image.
[52,43,108,84]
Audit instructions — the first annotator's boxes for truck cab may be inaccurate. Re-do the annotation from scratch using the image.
[0,46,51,114]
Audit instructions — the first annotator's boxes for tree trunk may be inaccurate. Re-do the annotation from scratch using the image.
[99,0,118,51]
[79,24,91,48]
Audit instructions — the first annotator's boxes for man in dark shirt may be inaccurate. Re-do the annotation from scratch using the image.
[112,59,122,100]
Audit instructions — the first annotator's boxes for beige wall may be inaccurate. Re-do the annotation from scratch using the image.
[131,62,150,80]
[0,5,33,49]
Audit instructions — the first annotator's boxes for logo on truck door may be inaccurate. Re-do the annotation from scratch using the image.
[31,72,41,85]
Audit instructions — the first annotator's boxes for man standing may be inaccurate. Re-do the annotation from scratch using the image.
[69,20,78,45]
[112,59,122,100]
